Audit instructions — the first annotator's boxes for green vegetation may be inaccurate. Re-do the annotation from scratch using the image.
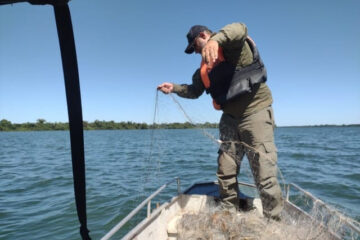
[1,119,358,132]
[0,119,218,131]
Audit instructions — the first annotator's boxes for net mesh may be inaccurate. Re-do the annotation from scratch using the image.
[176,208,359,240]
[286,185,360,240]
[175,192,360,240]
[162,93,360,240]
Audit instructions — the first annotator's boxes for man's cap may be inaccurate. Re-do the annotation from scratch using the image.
[184,25,209,54]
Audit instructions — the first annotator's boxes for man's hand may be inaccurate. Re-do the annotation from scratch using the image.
[157,82,174,94]
[201,39,219,67]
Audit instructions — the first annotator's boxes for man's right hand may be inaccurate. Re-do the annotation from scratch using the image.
[202,39,219,68]
[157,82,174,94]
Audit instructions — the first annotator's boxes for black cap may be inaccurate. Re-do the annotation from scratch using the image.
[184,25,209,54]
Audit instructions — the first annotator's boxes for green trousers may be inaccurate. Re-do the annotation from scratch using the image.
[217,106,283,218]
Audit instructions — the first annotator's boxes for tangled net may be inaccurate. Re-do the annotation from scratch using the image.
[176,193,360,240]
[287,184,360,240]
[177,209,328,240]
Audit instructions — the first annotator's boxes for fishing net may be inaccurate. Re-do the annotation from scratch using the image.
[285,184,360,240]
[177,209,305,240]
[175,192,360,240]
[156,93,360,240]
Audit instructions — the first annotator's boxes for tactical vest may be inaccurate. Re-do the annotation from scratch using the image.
[200,36,267,110]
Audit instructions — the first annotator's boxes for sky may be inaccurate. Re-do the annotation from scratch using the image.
[0,0,359,126]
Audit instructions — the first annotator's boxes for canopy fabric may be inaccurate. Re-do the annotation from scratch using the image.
[0,0,69,5]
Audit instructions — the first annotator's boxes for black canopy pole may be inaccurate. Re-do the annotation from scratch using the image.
[53,4,91,240]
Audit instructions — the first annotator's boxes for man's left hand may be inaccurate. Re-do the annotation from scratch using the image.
[202,40,219,67]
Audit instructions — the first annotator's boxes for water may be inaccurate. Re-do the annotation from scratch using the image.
[0,127,359,239]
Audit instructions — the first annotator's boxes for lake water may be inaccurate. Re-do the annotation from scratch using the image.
[0,127,359,239]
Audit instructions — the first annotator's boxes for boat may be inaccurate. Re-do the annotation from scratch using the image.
[101,179,360,240]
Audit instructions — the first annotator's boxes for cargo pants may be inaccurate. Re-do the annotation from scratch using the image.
[217,106,284,218]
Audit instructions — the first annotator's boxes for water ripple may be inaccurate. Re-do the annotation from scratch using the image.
[0,127,359,239]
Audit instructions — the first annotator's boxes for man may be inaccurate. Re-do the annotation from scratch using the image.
[157,23,283,220]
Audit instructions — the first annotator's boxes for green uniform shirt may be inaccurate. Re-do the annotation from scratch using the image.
[173,22,273,118]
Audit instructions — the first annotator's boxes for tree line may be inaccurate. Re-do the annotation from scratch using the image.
[0,119,218,131]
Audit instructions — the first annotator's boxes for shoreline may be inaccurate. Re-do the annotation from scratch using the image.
[1,124,359,132]
[1,119,359,132]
